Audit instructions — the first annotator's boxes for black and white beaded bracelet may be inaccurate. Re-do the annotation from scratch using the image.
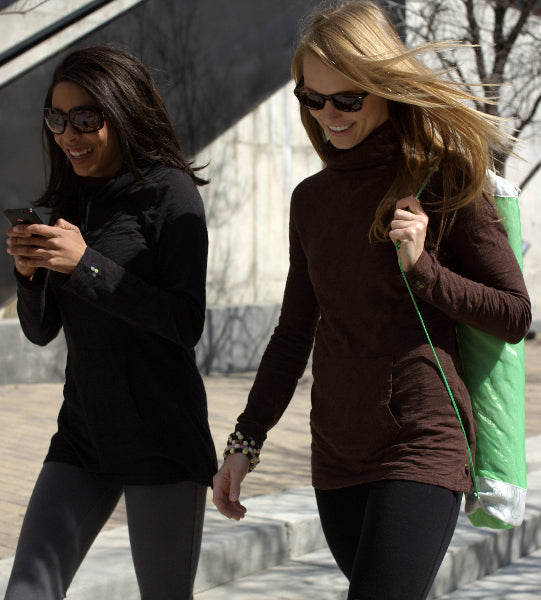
[223,431,261,472]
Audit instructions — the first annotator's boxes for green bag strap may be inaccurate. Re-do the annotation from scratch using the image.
[395,167,479,499]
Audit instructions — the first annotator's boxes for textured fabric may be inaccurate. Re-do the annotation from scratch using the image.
[315,480,462,600]
[15,165,217,485]
[237,121,531,492]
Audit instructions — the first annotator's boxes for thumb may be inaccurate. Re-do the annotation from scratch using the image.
[228,453,250,502]
[54,218,78,230]
[229,470,242,502]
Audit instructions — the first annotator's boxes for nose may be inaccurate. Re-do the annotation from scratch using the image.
[318,99,342,119]
[62,120,81,138]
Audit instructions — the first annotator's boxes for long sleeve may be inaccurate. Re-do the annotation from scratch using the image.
[406,196,531,343]
[236,205,320,445]
[16,268,63,346]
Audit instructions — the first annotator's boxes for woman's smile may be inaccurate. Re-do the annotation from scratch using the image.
[51,81,121,178]
[302,51,388,149]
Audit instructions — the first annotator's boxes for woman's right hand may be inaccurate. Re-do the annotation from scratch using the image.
[213,453,250,520]
[6,225,38,279]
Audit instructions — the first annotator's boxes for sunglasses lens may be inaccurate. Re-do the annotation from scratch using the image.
[299,92,326,110]
[332,95,363,111]
[44,109,66,134]
[295,88,366,112]
[70,107,104,132]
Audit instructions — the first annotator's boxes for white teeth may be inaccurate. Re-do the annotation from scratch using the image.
[328,124,351,132]
[69,148,92,158]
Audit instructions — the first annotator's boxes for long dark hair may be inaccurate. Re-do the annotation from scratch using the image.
[37,44,207,210]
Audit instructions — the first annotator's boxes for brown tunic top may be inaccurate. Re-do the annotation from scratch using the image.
[237,121,531,493]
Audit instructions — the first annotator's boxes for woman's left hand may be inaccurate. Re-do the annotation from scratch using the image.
[389,195,429,272]
[6,218,87,275]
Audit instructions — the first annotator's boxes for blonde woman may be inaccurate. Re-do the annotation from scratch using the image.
[213,2,531,598]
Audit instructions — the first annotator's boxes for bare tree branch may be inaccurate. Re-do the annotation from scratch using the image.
[464,0,488,82]
[492,0,538,80]
[406,0,541,190]
[515,89,541,137]
[519,156,541,190]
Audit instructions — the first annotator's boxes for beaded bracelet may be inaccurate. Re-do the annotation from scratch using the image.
[223,431,261,472]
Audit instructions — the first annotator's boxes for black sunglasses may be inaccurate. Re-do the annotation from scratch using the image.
[44,105,105,134]
[294,81,369,112]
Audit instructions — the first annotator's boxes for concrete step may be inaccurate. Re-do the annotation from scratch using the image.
[1,436,541,599]
[438,548,541,600]
[194,486,541,600]
[195,547,347,600]
[195,547,541,600]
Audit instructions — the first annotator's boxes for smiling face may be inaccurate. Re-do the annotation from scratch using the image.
[51,81,122,178]
[302,52,389,150]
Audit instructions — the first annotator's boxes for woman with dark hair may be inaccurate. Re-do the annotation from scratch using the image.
[212,2,531,599]
[4,45,216,599]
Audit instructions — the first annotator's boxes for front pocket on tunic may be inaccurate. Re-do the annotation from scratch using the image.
[310,353,400,460]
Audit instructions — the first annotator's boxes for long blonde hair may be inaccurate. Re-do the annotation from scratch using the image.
[291,1,513,246]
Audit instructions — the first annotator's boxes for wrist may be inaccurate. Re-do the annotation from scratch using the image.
[223,431,261,472]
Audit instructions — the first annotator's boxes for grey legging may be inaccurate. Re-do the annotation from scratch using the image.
[4,461,207,600]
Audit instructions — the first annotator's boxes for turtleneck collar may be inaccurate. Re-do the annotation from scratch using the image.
[322,120,400,172]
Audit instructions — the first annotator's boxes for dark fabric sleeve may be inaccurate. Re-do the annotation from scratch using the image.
[62,179,208,350]
[405,197,531,344]
[236,202,320,446]
[15,268,63,346]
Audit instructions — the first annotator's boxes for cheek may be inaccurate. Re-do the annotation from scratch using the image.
[309,111,325,130]
[104,133,122,163]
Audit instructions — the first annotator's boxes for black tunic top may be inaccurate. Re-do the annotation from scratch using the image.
[16,164,217,485]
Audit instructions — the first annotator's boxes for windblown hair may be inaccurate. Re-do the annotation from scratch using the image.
[38,44,207,211]
[291,1,514,246]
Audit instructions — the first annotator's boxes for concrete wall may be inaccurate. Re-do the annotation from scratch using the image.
[199,83,322,307]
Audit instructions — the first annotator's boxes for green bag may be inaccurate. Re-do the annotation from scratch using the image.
[399,170,527,529]
[459,172,527,529]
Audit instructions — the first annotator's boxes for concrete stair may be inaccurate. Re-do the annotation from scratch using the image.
[1,436,541,599]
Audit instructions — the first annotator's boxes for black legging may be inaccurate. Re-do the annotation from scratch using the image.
[4,461,207,600]
[315,479,462,600]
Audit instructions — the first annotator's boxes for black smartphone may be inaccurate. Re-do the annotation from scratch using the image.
[3,208,44,226]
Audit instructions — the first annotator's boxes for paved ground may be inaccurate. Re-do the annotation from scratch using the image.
[1,336,540,560]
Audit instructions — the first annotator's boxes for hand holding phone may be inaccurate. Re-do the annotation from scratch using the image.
[4,208,46,279]
[3,207,44,227]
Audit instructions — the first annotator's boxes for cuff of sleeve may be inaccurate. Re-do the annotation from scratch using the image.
[65,247,105,297]
[14,266,47,289]
[404,250,433,295]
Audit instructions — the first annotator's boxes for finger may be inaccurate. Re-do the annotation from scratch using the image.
[216,504,246,520]
[227,467,243,502]
[7,225,34,238]
[8,236,49,254]
[395,195,426,216]
[213,495,247,520]
[13,255,44,270]
[212,479,246,520]
[20,223,54,238]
